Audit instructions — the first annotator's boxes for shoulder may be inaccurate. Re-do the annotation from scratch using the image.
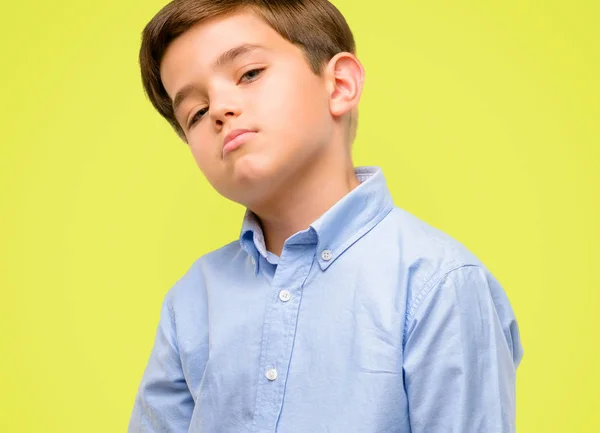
[384,205,483,271]
[380,206,496,310]
[164,238,245,309]
[383,207,522,356]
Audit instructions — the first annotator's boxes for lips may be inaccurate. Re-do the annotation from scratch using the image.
[222,129,256,157]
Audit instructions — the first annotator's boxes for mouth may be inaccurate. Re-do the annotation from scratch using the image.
[222,129,257,157]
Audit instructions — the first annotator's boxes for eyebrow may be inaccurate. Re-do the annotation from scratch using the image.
[172,43,265,114]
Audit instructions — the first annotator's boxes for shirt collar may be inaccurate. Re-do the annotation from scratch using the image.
[239,166,395,274]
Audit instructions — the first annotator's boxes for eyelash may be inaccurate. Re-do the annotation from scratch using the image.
[187,68,266,128]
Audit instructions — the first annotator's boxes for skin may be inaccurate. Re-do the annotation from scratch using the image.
[160,10,365,256]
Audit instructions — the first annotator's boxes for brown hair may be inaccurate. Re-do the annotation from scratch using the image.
[139,0,356,139]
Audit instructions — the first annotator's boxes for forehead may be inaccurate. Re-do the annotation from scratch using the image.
[160,11,291,84]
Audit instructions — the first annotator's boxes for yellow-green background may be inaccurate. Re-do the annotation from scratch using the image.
[1,0,598,431]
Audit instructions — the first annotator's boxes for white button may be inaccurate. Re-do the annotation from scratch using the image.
[251,258,256,265]
[321,250,333,261]
[266,368,278,381]
[279,290,291,302]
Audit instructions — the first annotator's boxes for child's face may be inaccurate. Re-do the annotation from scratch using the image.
[160,11,336,207]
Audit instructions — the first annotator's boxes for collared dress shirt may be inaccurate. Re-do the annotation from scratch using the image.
[128,166,524,433]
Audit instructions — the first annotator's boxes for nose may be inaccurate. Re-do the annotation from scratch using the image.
[210,94,241,128]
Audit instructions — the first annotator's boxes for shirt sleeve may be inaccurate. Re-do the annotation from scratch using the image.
[128,294,194,433]
[403,264,524,433]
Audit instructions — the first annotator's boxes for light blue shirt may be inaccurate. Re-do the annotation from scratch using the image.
[129,166,523,433]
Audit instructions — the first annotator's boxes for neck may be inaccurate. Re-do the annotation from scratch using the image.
[249,146,360,257]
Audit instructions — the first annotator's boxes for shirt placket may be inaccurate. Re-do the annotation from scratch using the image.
[251,242,315,432]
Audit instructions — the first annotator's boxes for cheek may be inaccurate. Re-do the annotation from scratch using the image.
[188,136,217,173]
[264,77,330,139]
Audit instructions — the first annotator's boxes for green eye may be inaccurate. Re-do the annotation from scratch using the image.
[189,107,208,127]
[240,68,265,83]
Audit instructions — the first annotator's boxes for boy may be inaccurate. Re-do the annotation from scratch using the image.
[129,0,524,432]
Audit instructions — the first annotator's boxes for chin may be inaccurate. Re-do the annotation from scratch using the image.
[229,152,274,181]
[224,154,287,205]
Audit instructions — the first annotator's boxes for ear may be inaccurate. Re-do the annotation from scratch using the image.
[325,52,365,118]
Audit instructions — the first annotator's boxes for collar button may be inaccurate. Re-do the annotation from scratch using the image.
[321,249,333,261]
